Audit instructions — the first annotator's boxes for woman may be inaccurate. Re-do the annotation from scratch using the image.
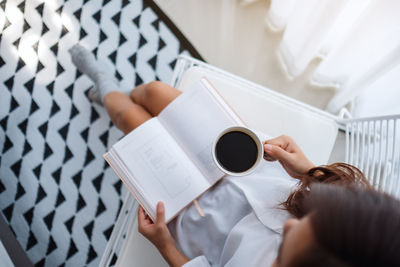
[140,183,400,267]
[69,45,400,266]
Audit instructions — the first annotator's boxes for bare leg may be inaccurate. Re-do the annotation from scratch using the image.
[69,46,181,133]
[130,81,181,116]
[104,92,152,134]
[104,81,181,134]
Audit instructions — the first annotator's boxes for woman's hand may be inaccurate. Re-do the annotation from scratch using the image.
[263,135,314,179]
[138,202,175,251]
[138,202,189,267]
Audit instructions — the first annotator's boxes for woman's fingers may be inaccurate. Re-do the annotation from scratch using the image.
[263,135,315,178]
[264,135,290,145]
[156,201,166,225]
[138,206,153,227]
[264,138,285,148]
[264,143,292,163]
[138,206,144,221]
[263,151,276,161]
[263,143,277,161]
[139,203,166,229]
[138,206,147,232]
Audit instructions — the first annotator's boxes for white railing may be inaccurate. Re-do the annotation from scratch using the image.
[99,192,137,267]
[341,115,400,198]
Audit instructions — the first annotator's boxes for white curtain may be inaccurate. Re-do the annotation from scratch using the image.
[262,0,400,113]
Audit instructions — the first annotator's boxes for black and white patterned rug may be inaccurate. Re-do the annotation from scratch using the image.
[0,0,201,266]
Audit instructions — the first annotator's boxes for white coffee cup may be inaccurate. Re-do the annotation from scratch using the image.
[212,126,263,176]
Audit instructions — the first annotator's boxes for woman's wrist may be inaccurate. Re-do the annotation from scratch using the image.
[159,243,189,267]
[158,240,176,254]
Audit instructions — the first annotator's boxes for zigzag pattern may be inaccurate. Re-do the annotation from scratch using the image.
[0,0,194,266]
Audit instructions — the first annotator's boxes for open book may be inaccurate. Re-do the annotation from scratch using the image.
[104,78,245,222]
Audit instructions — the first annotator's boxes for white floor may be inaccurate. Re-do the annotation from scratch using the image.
[155,0,336,110]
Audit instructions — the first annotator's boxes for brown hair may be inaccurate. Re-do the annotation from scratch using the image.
[283,163,371,218]
[289,184,400,266]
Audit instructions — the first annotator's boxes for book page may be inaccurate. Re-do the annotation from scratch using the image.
[158,79,244,184]
[113,118,210,221]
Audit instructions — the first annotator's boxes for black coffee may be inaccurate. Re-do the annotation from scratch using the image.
[215,130,258,173]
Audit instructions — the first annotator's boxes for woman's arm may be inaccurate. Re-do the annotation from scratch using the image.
[138,202,189,267]
[158,244,190,267]
[263,135,315,179]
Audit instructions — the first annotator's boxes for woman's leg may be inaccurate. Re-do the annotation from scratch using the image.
[69,44,181,132]
[104,81,181,134]
[130,81,181,116]
[104,92,152,134]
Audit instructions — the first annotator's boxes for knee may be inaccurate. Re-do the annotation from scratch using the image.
[114,107,136,129]
[144,81,165,99]
[130,81,165,103]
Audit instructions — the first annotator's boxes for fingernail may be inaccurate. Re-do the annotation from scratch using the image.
[264,144,272,152]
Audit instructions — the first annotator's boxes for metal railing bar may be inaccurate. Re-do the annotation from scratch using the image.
[356,122,361,168]
[382,120,391,191]
[388,119,397,195]
[371,121,378,186]
[365,121,372,179]
[350,122,355,165]
[360,121,366,171]
[376,120,386,190]
[345,123,350,163]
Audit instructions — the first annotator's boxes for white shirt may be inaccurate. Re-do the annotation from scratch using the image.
[168,161,297,267]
